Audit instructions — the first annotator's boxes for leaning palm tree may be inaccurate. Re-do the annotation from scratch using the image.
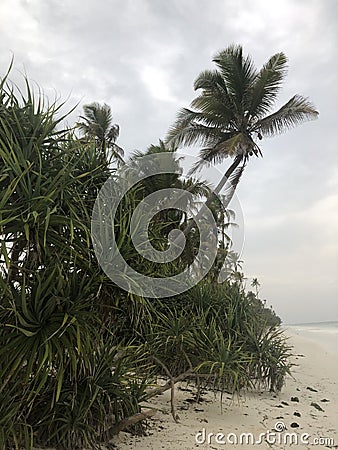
[78,102,124,165]
[166,45,318,227]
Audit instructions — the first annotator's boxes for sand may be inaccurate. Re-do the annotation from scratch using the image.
[112,331,338,449]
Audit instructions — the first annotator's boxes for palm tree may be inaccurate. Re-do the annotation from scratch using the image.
[129,140,211,266]
[130,140,210,225]
[166,45,318,232]
[208,195,236,249]
[78,102,124,165]
[231,270,246,288]
[251,277,261,297]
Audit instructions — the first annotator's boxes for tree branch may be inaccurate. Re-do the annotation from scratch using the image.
[110,409,157,435]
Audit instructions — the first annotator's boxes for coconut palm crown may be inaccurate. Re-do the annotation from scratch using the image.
[78,102,124,164]
[166,45,318,199]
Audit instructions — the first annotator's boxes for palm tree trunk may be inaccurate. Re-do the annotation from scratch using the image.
[181,155,243,238]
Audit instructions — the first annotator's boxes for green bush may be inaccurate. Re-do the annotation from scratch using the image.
[0,69,149,449]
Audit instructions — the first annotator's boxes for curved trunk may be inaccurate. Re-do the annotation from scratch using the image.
[181,154,243,237]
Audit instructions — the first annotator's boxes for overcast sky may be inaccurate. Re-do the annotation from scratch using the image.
[1,0,337,324]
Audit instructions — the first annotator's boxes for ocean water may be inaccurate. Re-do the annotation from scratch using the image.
[286,321,338,356]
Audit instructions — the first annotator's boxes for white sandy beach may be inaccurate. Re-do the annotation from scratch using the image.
[112,329,338,449]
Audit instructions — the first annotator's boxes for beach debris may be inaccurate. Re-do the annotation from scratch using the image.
[293,412,301,417]
[178,405,189,410]
[306,386,318,392]
[275,404,284,408]
[291,396,299,402]
[311,402,324,412]
[290,422,300,428]
[320,398,330,402]
[178,387,193,392]
[184,397,201,404]
[110,408,158,435]
[281,401,289,406]
[184,395,208,404]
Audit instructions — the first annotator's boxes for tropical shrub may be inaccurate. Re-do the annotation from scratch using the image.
[0,69,149,449]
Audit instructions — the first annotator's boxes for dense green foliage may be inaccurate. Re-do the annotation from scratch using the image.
[1,61,293,450]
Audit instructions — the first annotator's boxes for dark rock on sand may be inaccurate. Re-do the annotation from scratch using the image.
[311,402,324,412]
[306,386,318,392]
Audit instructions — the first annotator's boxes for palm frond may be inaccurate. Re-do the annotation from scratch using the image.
[107,123,120,142]
[166,108,225,148]
[248,52,288,118]
[187,147,221,174]
[110,143,124,165]
[194,69,224,91]
[255,94,319,136]
[193,70,236,122]
[191,94,236,126]
[213,44,257,113]
[188,132,258,175]
[180,178,211,197]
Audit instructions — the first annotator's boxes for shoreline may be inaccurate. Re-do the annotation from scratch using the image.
[285,324,338,357]
[112,330,338,449]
